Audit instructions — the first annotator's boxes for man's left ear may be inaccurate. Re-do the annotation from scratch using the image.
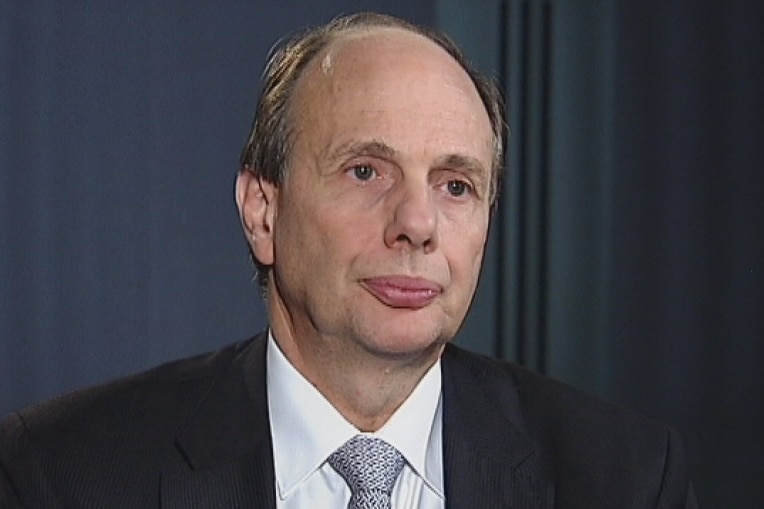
[235,168,277,265]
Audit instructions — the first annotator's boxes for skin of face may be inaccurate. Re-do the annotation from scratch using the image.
[237,27,494,422]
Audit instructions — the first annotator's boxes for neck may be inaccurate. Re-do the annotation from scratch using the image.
[277,330,442,432]
[268,301,443,432]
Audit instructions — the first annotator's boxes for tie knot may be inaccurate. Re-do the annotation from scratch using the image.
[328,435,405,499]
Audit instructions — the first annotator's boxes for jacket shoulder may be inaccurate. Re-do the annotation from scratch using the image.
[443,344,694,507]
[0,337,261,507]
[8,339,250,440]
[444,342,667,440]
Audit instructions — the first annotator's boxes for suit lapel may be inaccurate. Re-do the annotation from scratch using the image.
[162,334,276,508]
[158,335,553,508]
[441,345,554,509]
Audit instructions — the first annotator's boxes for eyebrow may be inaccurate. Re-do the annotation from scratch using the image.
[331,139,399,161]
[434,153,489,190]
[435,153,488,175]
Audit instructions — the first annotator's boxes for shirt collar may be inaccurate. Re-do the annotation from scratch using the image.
[375,355,443,497]
[266,331,444,499]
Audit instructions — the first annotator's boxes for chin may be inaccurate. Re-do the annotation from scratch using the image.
[361,328,448,360]
[350,304,457,355]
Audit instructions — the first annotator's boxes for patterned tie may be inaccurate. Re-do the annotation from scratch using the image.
[327,435,406,509]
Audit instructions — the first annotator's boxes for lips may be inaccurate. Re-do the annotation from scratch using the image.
[361,276,442,309]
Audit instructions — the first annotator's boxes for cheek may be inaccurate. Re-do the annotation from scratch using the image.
[450,236,488,299]
[273,201,322,276]
[445,217,488,268]
[463,243,487,283]
[284,203,373,272]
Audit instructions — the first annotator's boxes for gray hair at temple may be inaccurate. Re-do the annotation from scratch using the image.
[239,12,506,290]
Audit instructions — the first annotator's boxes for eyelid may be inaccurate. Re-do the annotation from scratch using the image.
[437,170,481,200]
[344,154,398,174]
[346,159,375,170]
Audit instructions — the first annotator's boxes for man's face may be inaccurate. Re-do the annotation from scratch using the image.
[248,29,494,362]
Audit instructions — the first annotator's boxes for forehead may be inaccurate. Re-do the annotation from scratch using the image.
[315,27,454,75]
[289,27,493,164]
[300,27,479,104]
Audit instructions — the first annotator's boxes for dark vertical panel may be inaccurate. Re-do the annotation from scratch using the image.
[2,1,156,408]
[499,0,553,372]
[610,2,764,506]
[545,1,615,394]
[502,0,527,364]
[494,0,510,359]
[518,0,552,372]
[0,4,10,406]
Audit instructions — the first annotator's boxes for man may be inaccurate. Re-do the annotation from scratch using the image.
[0,12,696,508]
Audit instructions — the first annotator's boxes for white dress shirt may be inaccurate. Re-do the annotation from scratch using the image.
[267,333,445,508]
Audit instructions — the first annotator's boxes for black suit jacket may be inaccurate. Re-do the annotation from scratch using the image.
[0,333,697,508]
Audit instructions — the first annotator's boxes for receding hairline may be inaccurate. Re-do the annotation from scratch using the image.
[302,24,463,80]
[241,12,505,204]
[284,25,495,183]
[288,24,493,137]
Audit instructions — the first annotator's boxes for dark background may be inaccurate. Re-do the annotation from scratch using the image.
[2,1,762,507]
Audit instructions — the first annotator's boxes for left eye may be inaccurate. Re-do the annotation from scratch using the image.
[446,179,471,197]
[350,164,376,181]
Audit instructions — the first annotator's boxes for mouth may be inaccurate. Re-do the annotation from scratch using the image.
[361,275,443,309]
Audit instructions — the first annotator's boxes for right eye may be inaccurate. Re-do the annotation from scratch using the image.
[348,164,377,181]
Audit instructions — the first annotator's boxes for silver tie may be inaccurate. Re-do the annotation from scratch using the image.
[327,435,405,509]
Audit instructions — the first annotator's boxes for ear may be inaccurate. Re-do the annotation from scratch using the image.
[235,168,278,266]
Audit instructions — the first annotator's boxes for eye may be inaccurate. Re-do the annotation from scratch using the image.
[349,164,376,181]
[446,179,472,197]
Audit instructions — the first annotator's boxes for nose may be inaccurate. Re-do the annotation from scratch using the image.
[384,181,439,253]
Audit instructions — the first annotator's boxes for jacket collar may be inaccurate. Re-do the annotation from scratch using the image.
[163,333,275,508]
[441,344,554,509]
[161,335,553,508]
